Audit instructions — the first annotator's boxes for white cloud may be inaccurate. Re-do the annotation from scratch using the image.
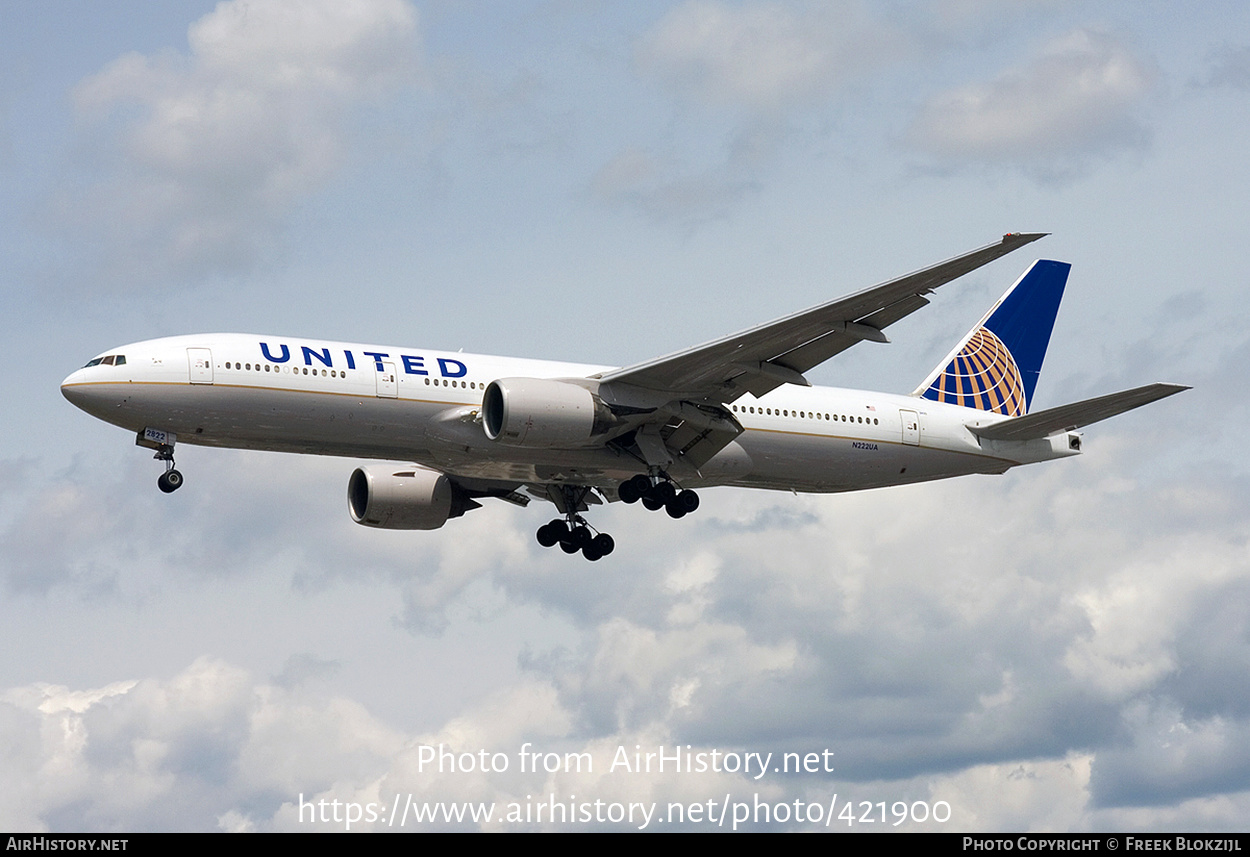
[638,0,901,110]
[925,754,1094,832]
[16,407,1250,824]
[909,29,1154,176]
[5,433,1250,830]
[63,0,420,286]
[599,2,908,225]
[0,658,405,831]
[1089,699,1250,809]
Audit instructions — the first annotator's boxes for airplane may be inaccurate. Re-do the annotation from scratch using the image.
[61,233,1187,560]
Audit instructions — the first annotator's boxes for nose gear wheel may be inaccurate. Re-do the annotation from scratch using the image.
[153,443,184,494]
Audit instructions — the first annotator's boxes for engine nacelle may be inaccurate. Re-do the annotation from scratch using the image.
[482,378,606,447]
[347,465,453,530]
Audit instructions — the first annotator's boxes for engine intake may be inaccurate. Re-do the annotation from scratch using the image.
[482,378,607,447]
[348,465,466,530]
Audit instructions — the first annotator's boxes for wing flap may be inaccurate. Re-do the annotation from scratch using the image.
[967,383,1190,441]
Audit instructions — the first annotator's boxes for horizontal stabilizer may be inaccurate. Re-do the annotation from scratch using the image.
[967,383,1190,441]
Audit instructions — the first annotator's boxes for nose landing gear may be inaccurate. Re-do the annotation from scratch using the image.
[137,428,184,493]
[154,444,184,494]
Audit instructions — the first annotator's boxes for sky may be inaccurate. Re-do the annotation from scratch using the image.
[2,0,1249,833]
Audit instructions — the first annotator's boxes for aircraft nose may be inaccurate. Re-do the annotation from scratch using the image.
[61,369,91,408]
[60,368,119,419]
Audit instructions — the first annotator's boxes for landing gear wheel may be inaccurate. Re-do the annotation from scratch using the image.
[643,479,690,514]
[582,532,615,561]
[157,469,184,493]
[652,481,676,504]
[150,441,182,494]
[591,533,614,556]
[618,479,640,504]
[538,519,570,547]
[570,525,592,549]
[618,475,651,504]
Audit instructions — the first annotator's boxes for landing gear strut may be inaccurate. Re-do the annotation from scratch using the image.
[617,474,699,519]
[136,428,184,494]
[154,444,184,494]
[534,484,615,561]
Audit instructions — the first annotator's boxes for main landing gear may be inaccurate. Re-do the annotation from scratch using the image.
[533,477,700,561]
[536,517,615,561]
[154,443,184,494]
[534,483,616,561]
[617,474,699,518]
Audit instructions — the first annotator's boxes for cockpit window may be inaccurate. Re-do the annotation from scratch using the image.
[83,354,126,368]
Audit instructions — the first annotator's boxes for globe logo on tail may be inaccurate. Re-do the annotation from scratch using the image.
[923,327,1026,416]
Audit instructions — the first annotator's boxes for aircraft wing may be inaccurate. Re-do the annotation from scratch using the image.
[598,232,1048,403]
[967,383,1190,441]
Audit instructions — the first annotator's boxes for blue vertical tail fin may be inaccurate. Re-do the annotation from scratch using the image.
[913,259,1070,416]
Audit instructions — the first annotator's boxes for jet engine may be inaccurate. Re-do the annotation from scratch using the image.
[347,465,473,530]
[481,378,610,447]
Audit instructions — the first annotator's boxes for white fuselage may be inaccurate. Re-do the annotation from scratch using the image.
[60,333,1079,494]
